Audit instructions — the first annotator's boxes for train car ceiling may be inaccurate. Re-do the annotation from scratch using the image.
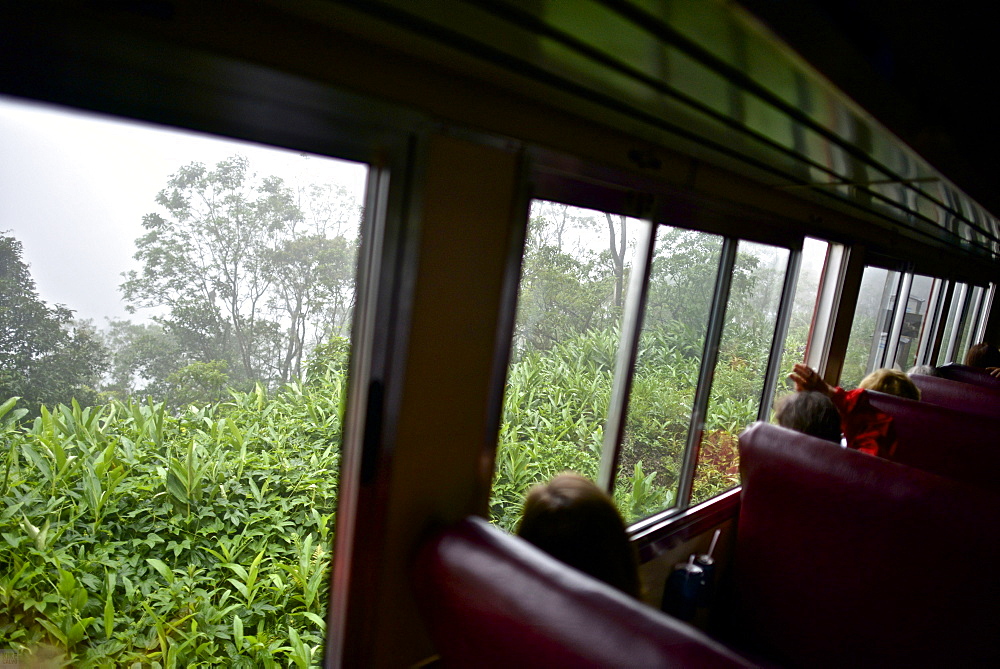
[3,1,999,272]
[268,0,1000,265]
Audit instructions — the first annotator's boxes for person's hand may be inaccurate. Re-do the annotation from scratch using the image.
[987,367,1000,378]
[788,363,835,397]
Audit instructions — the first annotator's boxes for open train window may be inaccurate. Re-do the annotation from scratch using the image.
[766,237,831,415]
[613,226,723,521]
[937,282,968,365]
[948,284,990,364]
[491,201,640,529]
[0,96,367,665]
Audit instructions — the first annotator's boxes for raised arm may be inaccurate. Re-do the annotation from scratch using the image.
[788,364,835,398]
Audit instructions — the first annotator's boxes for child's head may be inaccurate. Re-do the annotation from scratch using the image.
[517,472,639,597]
[859,368,921,400]
[774,391,842,444]
[965,342,1000,369]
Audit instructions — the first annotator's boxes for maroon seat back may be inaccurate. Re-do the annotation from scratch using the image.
[734,422,1000,668]
[936,362,1000,389]
[910,373,1000,420]
[864,390,1000,491]
[413,516,754,669]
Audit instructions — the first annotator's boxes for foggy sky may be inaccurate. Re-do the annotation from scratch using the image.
[0,95,367,327]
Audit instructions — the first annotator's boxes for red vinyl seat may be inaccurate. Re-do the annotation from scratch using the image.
[412,516,755,668]
[864,390,1000,491]
[936,363,1000,389]
[733,422,1000,668]
[909,373,1000,420]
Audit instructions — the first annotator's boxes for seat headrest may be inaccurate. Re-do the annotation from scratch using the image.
[413,516,754,668]
[735,422,1000,667]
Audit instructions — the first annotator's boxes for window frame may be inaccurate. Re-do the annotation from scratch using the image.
[0,43,423,669]
[513,154,996,541]
[840,258,996,378]
[521,155,806,529]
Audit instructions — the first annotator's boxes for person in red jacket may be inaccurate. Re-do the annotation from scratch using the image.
[787,364,917,459]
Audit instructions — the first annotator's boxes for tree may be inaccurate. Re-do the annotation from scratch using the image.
[514,242,616,352]
[604,213,627,309]
[100,319,183,399]
[163,360,230,407]
[512,203,632,354]
[0,233,108,414]
[267,234,357,381]
[121,156,360,389]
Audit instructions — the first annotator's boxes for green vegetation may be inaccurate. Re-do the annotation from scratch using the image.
[490,320,796,529]
[0,370,341,667]
[1,234,108,417]
[490,205,804,529]
[1,154,355,666]
[2,175,816,662]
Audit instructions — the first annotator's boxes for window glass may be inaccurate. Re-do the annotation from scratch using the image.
[955,285,986,363]
[842,267,899,387]
[692,240,789,505]
[0,96,364,665]
[493,201,637,530]
[767,237,829,416]
[894,274,935,370]
[937,282,968,365]
[614,227,723,522]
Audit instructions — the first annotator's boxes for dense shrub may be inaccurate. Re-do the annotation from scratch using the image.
[1,320,803,663]
[0,374,342,667]
[491,324,781,529]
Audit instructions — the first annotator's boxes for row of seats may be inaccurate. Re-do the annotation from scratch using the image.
[866,389,1000,491]
[413,371,1000,667]
[910,371,1000,420]
[727,368,1000,666]
[934,362,1000,390]
[413,515,755,668]
[731,422,1000,668]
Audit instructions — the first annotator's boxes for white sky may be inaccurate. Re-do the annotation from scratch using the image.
[0,95,368,326]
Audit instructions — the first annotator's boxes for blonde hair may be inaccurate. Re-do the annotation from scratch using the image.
[859,368,920,401]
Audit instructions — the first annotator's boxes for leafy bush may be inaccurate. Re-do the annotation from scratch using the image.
[0,372,342,667]
[492,324,766,530]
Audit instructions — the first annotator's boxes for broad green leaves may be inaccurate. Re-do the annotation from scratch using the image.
[0,374,340,665]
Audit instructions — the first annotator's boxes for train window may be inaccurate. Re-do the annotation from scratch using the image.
[495,183,821,526]
[841,264,992,377]
[841,266,901,387]
[492,200,638,529]
[613,226,723,522]
[767,237,830,416]
[691,240,790,505]
[913,277,951,367]
[954,284,988,363]
[1,97,366,665]
[895,274,936,370]
[938,282,970,365]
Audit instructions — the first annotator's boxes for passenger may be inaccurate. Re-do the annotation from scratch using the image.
[517,472,640,598]
[773,391,842,444]
[858,368,921,401]
[787,364,899,458]
[907,364,940,377]
[964,342,1000,377]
